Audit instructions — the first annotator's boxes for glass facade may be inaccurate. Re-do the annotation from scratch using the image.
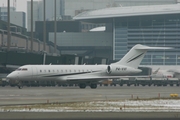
[114,14,180,65]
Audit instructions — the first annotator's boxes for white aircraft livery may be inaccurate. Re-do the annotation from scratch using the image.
[6,44,172,89]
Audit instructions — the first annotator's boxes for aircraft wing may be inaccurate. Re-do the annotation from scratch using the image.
[64,75,150,82]
[168,69,180,74]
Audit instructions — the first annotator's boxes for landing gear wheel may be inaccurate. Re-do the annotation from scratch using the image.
[90,84,97,89]
[79,83,86,89]
[17,82,23,89]
[18,85,23,89]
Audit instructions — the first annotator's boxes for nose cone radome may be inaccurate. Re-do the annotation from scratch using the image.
[6,72,17,80]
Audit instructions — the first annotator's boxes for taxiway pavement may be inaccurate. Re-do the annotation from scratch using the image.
[0,86,180,120]
[0,85,179,105]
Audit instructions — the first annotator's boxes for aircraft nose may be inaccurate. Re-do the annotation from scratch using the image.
[6,72,17,80]
[6,73,12,80]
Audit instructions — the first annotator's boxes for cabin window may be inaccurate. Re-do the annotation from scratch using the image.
[48,70,50,72]
[69,70,71,72]
[61,70,63,72]
[74,70,76,72]
[40,70,42,72]
[53,70,54,72]
[57,70,59,72]
[65,70,67,72]
[44,70,46,72]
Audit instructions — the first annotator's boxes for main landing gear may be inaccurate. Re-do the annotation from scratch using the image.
[90,83,97,89]
[79,83,97,89]
[79,83,86,89]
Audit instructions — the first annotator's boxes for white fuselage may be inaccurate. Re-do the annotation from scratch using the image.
[7,64,141,83]
[6,44,171,88]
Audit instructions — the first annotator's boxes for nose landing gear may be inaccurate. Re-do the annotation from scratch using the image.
[17,81,23,89]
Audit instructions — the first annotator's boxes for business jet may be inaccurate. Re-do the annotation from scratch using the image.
[6,44,172,89]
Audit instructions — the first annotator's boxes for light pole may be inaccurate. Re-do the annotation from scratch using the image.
[7,0,10,51]
[54,0,57,54]
[31,0,33,52]
[43,0,46,52]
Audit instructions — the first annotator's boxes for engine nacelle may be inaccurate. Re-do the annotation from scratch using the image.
[106,65,141,75]
[107,65,112,74]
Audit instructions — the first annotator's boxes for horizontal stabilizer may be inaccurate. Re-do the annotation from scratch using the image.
[135,46,173,50]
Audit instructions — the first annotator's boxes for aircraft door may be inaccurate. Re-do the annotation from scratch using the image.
[32,66,37,79]
[16,71,20,81]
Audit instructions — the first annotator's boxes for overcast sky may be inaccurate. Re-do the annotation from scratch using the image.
[0,0,40,13]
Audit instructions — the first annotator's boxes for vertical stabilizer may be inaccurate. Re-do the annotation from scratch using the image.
[112,44,172,69]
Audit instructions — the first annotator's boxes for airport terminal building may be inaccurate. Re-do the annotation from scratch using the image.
[74,4,180,65]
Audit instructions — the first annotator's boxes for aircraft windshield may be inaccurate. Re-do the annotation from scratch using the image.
[16,68,21,71]
[16,68,28,71]
[22,68,28,71]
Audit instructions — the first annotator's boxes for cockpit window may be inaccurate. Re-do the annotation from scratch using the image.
[16,68,21,71]
[22,68,28,71]
[16,68,28,71]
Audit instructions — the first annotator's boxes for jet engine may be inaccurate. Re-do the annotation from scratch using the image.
[106,65,141,75]
[107,65,112,74]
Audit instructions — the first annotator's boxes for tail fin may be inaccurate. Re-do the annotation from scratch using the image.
[152,68,160,74]
[112,44,172,69]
